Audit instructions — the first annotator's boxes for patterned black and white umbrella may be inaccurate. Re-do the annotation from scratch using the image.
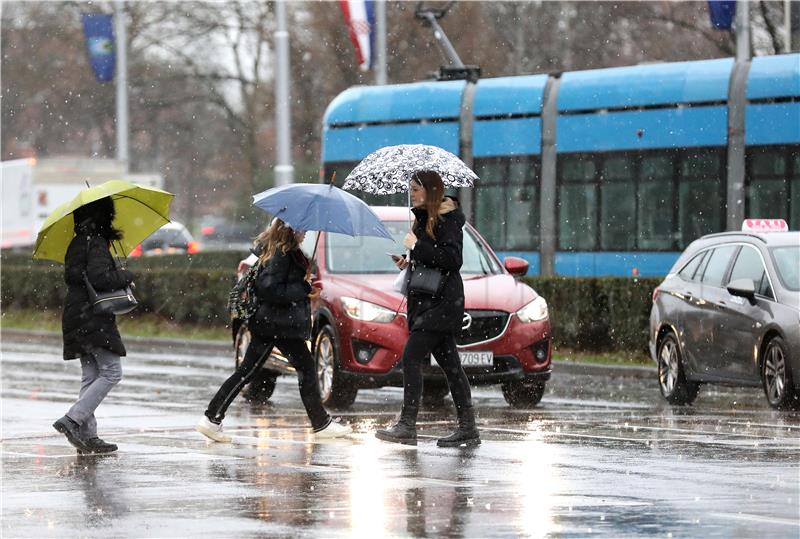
[342,144,478,194]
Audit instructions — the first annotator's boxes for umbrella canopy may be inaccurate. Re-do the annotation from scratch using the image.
[33,180,174,263]
[252,183,394,241]
[342,144,478,194]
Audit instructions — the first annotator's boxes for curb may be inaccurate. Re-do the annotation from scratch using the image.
[0,328,232,355]
[551,360,654,379]
[1,328,654,378]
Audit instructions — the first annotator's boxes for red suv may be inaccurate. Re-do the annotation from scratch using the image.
[233,206,552,408]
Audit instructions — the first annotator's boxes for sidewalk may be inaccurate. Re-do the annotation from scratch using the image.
[0,328,655,378]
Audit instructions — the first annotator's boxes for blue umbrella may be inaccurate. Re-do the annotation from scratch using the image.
[252,183,394,241]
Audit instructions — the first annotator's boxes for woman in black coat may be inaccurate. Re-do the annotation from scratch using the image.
[53,196,134,454]
[376,170,480,447]
[197,218,351,442]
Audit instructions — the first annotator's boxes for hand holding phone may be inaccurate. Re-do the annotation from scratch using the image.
[386,252,402,262]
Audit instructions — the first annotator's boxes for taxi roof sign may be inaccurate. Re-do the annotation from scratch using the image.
[742,219,788,232]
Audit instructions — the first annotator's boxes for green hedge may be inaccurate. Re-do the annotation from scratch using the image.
[1,250,249,271]
[522,276,660,353]
[2,264,234,326]
[1,259,660,352]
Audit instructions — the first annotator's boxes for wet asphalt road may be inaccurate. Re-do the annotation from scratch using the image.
[1,338,798,538]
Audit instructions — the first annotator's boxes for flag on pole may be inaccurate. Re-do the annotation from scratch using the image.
[81,13,116,82]
[707,1,737,30]
[339,0,375,71]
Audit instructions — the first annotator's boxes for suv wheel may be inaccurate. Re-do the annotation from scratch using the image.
[501,380,546,408]
[657,332,699,405]
[235,324,278,403]
[762,336,799,410]
[314,325,358,409]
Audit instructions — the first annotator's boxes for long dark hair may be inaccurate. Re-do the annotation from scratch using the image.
[73,196,122,242]
[412,170,444,240]
[254,218,299,265]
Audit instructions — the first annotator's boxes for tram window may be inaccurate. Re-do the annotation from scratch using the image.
[791,154,800,229]
[678,151,723,248]
[748,152,788,220]
[641,155,672,180]
[506,160,538,250]
[749,180,787,219]
[473,158,538,251]
[474,160,506,249]
[600,156,635,250]
[558,155,597,250]
[562,158,596,182]
[638,155,675,250]
[559,183,597,250]
[324,162,356,184]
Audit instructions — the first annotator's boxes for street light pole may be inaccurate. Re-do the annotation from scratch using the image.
[375,0,387,85]
[735,0,751,61]
[274,0,294,186]
[114,1,129,173]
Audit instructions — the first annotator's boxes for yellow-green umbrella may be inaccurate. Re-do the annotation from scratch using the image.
[33,180,174,263]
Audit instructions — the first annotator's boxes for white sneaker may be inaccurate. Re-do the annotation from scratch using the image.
[196,417,232,443]
[313,418,352,439]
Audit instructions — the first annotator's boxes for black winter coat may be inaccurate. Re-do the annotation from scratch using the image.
[62,232,134,360]
[248,248,313,340]
[406,197,465,333]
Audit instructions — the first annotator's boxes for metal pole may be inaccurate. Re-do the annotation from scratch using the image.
[274,0,294,186]
[421,12,464,68]
[735,0,751,62]
[375,0,387,85]
[114,1,129,173]
[785,0,792,53]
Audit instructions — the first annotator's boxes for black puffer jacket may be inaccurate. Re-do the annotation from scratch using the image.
[406,196,465,333]
[249,248,313,340]
[62,231,134,360]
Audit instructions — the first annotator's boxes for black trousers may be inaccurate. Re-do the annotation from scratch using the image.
[204,335,331,431]
[402,330,473,412]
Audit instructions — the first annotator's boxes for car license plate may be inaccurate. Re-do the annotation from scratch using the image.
[431,351,493,367]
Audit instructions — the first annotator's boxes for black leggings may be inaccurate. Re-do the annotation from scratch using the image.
[402,330,473,411]
[204,335,331,431]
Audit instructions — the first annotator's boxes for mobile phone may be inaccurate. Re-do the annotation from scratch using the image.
[386,252,402,261]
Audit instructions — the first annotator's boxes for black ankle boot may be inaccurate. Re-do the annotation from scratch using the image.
[375,405,418,445]
[53,416,91,451]
[437,405,480,447]
[80,437,118,454]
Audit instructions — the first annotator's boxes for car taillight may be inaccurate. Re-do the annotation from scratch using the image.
[130,244,142,257]
[187,241,200,254]
[652,287,661,303]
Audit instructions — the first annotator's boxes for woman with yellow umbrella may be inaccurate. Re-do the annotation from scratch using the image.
[35,180,173,454]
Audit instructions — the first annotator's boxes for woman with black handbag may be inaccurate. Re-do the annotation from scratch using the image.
[196,218,351,442]
[376,171,480,447]
[53,196,134,454]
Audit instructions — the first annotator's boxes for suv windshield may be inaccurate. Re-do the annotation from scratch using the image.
[325,220,501,275]
[770,246,800,291]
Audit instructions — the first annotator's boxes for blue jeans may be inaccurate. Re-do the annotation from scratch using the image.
[66,347,122,438]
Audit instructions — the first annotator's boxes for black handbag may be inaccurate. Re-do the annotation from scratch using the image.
[407,261,447,297]
[83,270,138,315]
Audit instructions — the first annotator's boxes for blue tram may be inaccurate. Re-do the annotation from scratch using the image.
[321,54,800,276]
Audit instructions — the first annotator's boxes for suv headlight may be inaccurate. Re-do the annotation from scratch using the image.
[341,297,396,323]
[516,296,548,323]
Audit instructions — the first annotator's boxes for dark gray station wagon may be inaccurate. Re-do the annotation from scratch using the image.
[649,228,800,409]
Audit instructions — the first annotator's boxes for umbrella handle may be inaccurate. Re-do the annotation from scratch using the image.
[307,232,321,280]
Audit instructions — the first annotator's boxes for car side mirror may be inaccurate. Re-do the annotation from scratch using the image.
[504,256,529,276]
[727,278,756,301]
